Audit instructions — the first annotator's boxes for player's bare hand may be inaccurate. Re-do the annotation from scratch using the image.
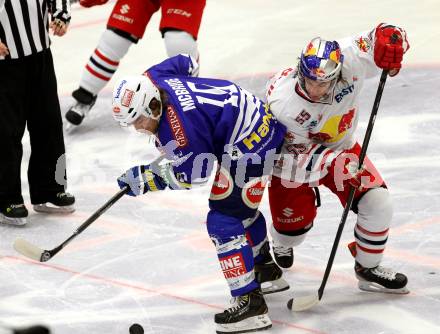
[0,41,9,56]
[50,19,69,37]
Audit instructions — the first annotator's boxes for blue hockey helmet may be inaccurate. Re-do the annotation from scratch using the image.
[299,37,344,82]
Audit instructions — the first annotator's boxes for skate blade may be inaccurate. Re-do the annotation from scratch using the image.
[0,213,27,226]
[33,204,75,214]
[216,313,272,334]
[261,277,290,295]
[64,122,78,134]
[358,281,410,294]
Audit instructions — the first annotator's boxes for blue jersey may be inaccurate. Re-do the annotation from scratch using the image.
[146,54,286,188]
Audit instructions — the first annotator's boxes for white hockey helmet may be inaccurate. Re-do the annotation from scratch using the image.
[112,74,162,126]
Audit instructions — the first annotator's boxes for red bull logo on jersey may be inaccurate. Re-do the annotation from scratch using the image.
[309,108,356,143]
[243,104,274,150]
[355,36,372,53]
[339,108,355,133]
[220,253,246,278]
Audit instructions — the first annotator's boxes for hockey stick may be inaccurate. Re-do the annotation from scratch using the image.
[0,324,49,334]
[13,187,129,262]
[287,68,391,312]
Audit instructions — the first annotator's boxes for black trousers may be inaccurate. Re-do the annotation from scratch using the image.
[0,48,67,206]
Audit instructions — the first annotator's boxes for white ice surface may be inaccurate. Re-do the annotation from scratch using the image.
[1,1,440,333]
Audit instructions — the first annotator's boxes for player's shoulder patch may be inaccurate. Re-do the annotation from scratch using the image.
[354,36,372,53]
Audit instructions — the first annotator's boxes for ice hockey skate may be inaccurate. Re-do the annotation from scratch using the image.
[215,288,272,334]
[254,242,289,294]
[0,204,28,226]
[33,192,75,214]
[272,244,294,269]
[65,87,97,127]
[355,262,409,294]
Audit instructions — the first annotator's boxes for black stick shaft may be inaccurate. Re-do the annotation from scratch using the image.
[317,69,389,300]
[47,187,129,259]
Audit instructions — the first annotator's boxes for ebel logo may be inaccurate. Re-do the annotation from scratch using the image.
[282,207,293,217]
[120,4,130,14]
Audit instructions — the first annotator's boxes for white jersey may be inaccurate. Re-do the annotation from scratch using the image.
[266,30,380,184]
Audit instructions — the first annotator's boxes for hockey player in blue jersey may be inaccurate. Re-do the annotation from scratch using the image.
[112,54,287,333]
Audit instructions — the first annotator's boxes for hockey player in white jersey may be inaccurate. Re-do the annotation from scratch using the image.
[266,23,410,294]
[65,0,205,127]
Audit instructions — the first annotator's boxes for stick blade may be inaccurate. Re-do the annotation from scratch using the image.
[13,238,46,262]
[287,292,320,312]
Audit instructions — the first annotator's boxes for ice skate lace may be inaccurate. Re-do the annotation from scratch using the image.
[371,266,396,280]
[226,296,248,313]
[273,245,292,257]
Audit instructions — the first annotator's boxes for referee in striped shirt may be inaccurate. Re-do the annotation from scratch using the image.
[0,0,75,226]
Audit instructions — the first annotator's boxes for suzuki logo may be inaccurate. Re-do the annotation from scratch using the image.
[120,4,130,14]
[282,207,293,217]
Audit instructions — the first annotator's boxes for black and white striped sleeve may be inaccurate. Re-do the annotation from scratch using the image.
[51,0,71,23]
[0,0,53,60]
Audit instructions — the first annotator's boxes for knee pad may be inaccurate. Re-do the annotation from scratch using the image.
[357,187,393,231]
[207,210,258,296]
[164,30,199,60]
[355,187,393,267]
[80,29,134,94]
[98,29,133,61]
[270,224,308,248]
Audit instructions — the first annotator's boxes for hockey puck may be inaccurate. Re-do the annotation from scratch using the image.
[129,323,144,334]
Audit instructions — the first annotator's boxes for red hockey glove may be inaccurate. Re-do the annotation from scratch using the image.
[345,161,374,191]
[374,23,410,76]
[79,0,109,8]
